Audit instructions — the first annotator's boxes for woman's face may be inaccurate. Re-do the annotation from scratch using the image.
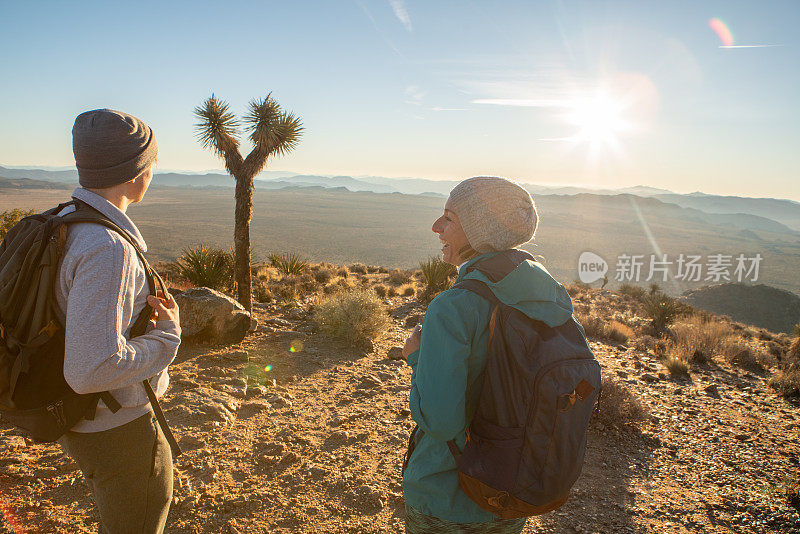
[432,198,470,266]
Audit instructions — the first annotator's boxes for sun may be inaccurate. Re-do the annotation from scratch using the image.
[564,90,632,157]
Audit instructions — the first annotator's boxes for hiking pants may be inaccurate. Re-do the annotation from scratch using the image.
[58,412,173,534]
[405,505,527,534]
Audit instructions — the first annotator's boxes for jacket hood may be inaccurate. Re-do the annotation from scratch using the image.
[457,251,574,327]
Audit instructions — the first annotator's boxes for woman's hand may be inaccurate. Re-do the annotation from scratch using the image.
[402,324,422,360]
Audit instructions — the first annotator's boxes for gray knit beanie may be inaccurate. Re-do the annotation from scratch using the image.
[72,109,158,188]
[447,176,537,253]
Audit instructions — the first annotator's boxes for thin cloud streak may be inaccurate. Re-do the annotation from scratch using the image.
[390,0,413,32]
[720,44,782,49]
[355,0,406,59]
[472,98,569,108]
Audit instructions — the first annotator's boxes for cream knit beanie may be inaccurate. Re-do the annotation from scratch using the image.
[447,176,537,253]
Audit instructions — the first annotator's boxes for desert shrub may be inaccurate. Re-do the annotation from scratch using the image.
[269,252,308,276]
[419,257,457,299]
[367,265,380,273]
[336,267,349,278]
[378,266,389,274]
[575,312,632,343]
[575,311,606,339]
[720,340,770,372]
[669,316,734,366]
[270,282,299,302]
[791,338,800,358]
[314,269,333,284]
[648,283,661,296]
[253,281,273,303]
[633,335,667,356]
[387,269,413,286]
[757,329,774,341]
[606,320,634,343]
[402,285,416,297]
[374,284,387,298]
[594,376,649,428]
[322,284,337,294]
[336,278,354,290]
[643,294,686,333]
[0,208,35,241]
[770,369,800,398]
[387,287,398,297]
[349,263,367,274]
[175,244,234,290]
[664,356,689,378]
[619,283,646,301]
[314,288,389,346]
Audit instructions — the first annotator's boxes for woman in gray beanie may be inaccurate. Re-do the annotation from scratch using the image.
[400,176,575,532]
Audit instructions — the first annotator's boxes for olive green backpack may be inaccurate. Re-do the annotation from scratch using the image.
[0,199,180,456]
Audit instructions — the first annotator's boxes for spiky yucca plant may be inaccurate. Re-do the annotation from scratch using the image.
[194,94,303,312]
[269,252,308,276]
[175,244,234,290]
[419,256,457,300]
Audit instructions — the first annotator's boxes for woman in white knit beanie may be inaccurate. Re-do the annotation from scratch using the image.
[400,176,575,533]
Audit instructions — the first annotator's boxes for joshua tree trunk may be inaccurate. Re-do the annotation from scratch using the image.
[233,172,254,312]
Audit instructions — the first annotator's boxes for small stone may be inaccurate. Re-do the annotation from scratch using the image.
[268,395,292,409]
[387,347,404,360]
[673,388,683,395]
[404,314,422,328]
[704,384,720,398]
[640,373,658,383]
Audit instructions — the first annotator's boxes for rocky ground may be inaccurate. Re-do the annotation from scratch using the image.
[1,274,799,533]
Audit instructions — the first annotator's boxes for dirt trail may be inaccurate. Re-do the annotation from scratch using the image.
[2,290,799,533]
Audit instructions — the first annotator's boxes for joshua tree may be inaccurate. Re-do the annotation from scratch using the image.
[194,94,303,312]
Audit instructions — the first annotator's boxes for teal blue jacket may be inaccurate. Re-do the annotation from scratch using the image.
[402,251,575,523]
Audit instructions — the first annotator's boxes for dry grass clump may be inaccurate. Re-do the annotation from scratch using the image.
[253,281,273,303]
[374,284,387,298]
[719,340,770,372]
[349,263,367,274]
[313,269,333,284]
[633,335,668,357]
[387,286,398,297]
[664,356,689,378]
[619,283,646,301]
[402,285,416,297]
[668,316,733,366]
[336,267,349,278]
[575,310,605,338]
[387,269,413,286]
[595,376,649,428]
[367,265,380,273]
[606,320,634,343]
[575,312,632,343]
[769,368,800,398]
[314,288,389,347]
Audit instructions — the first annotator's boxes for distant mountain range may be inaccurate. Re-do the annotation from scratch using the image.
[2,165,799,233]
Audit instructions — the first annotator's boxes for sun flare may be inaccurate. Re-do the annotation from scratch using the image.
[564,91,632,155]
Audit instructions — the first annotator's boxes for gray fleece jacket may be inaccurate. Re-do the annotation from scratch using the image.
[55,188,181,432]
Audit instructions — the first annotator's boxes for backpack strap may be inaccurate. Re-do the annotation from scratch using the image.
[59,201,181,457]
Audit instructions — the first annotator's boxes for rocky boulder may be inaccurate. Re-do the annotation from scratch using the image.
[173,288,251,344]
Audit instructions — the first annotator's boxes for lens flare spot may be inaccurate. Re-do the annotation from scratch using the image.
[709,18,734,47]
[289,339,304,353]
[264,365,273,372]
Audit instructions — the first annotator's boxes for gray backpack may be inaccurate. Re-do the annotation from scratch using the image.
[449,249,601,518]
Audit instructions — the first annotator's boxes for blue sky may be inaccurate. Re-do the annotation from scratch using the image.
[1,0,798,199]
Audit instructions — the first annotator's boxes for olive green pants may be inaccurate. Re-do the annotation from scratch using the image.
[405,505,527,534]
[58,413,173,534]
